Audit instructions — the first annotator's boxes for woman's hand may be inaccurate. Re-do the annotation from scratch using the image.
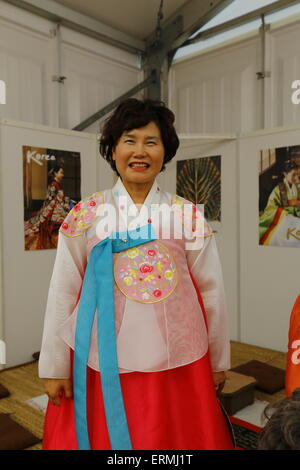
[43,379,73,406]
[212,371,226,394]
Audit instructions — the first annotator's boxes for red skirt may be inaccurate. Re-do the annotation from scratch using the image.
[42,350,234,450]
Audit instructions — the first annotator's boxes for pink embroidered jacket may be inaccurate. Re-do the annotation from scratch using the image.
[38,178,231,378]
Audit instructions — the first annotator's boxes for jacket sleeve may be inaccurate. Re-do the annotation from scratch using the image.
[38,230,87,378]
[186,231,231,373]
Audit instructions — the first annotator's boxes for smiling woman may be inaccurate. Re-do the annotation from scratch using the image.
[39,98,234,451]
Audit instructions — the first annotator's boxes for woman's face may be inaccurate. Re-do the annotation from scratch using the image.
[54,168,64,181]
[112,121,165,186]
[285,169,298,185]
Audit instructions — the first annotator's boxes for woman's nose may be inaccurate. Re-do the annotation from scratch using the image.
[132,143,147,156]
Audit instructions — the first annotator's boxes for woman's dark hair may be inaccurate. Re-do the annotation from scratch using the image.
[99,98,179,176]
[257,388,300,450]
[283,160,298,174]
[48,166,64,183]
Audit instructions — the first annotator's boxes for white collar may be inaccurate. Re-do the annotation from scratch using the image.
[112,177,161,208]
[284,177,297,191]
[112,177,162,229]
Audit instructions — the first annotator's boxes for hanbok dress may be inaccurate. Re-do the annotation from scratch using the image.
[259,178,300,245]
[24,179,71,250]
[38,177,234,450]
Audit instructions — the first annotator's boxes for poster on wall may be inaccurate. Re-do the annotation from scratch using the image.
[176,156,221,225]
[23,146,81,250]
[259,145,300,247]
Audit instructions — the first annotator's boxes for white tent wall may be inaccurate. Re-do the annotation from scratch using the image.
[0,0,142,131]
[169,18,300,134]
[169,37,261,134]
[239,125,300,352]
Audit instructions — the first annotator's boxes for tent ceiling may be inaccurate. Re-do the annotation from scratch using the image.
[54,0,191,39]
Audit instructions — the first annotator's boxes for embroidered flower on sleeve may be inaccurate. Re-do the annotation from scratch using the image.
[59,192,104,237]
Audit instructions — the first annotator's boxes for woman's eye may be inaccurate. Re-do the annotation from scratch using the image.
[125,139,134,143]
[147,141,156,145]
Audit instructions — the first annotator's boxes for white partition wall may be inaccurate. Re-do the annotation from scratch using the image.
[0,119,114,368]
[239,126,300,352]
[160,134,239,342]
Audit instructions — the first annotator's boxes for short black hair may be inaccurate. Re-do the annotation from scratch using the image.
[283,160,298,174]
[99,98,179,176]
[257,388,300,450]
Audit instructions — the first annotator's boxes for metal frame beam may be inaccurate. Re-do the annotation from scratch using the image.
[2,0,145,54]
[182,0,300,46]
[142,0,234,99]
[159,0,235,52]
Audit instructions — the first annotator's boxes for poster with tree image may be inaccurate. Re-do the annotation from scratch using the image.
[176,156,221,223]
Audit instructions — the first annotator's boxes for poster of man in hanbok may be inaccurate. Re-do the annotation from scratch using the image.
[259,145,300,247]
[176,156,221,226]
[23,146,81,250]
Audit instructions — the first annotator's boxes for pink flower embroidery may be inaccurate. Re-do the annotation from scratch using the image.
[140,264,153,274]
[74,203,81,212]
[148,249,156,257]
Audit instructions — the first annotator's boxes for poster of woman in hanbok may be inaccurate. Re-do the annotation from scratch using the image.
[176,156,221,222]
[259,145,300,246]
[23,146,81,250]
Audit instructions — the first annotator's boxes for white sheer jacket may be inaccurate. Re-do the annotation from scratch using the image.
[38,178,231,379]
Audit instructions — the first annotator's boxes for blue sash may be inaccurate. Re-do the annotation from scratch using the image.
[73,224,156,450]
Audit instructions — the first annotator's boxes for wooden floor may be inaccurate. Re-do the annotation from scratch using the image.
[0,341,287,450]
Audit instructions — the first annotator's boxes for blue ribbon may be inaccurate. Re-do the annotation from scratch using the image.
[74,223,156,450]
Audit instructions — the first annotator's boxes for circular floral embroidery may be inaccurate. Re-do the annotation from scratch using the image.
[114,241,178,303]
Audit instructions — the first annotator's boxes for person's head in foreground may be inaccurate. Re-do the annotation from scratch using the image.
[257,387,300,450]
[99,98,180,190]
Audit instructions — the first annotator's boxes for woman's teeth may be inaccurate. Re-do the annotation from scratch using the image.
[130,163,149,168]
